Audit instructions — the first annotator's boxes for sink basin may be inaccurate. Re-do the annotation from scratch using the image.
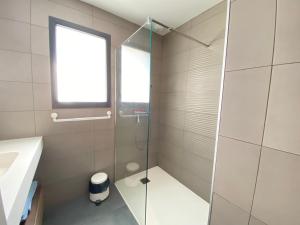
[0,152,18,176]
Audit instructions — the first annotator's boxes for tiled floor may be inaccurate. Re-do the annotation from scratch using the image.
[43,185,139,225]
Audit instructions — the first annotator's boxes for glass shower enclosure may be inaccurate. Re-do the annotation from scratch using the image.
[114,6,227,224]
[115,19,153,225]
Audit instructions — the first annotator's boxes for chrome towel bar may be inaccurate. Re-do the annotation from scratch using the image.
[50,111,112,122]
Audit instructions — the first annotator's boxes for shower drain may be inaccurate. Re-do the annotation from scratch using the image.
[140,177,150,184]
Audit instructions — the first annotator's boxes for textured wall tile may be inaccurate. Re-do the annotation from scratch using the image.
[184,112,218,138]
[183,131,215,160]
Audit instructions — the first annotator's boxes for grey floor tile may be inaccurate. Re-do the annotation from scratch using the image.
[44,185,138,225]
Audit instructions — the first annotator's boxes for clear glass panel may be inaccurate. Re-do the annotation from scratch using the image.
[115,20,152,225]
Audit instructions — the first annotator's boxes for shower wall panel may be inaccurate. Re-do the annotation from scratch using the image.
[158,1,227,202]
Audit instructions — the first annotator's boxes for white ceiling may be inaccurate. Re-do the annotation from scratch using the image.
[82,0,223,34]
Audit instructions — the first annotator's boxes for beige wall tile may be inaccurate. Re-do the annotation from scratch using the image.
[93,129,114,151]
[214,136,260,212]
[50,0,93,15]
[38,151,94,185]
[0,19,30,52]
[252,147,300,225]
[31,25,49,56]
[0,111,35,140]
[0,81,33,111]
[263,63,300,155]
[31,0,93,28]
[220,67,271,144]
[93,18,131,47]
[249,216,268,225]
[33,83,52,110]
[42,132,93,160]
[0,0,30,22]
[32,54,51,83]
[226,0,276,70]
[210,193,250,225]
[274,0,300,64]
[94,148,114,173]
[0,50,31,82]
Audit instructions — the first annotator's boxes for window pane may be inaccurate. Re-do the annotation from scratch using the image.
[55,25,107,103]
[121,46,150,103]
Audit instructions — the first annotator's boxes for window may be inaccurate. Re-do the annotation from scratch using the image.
[121,46,151,103]
[49,17,111,108]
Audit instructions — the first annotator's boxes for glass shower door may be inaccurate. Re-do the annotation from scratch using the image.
[114,20,152,225]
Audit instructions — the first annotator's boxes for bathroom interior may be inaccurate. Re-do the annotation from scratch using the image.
[0,0,299,225]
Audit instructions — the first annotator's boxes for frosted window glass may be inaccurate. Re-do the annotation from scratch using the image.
[55,25,107,103]
[121,46,150,103]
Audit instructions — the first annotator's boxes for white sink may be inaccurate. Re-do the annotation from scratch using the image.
[0,152,18,177]
[0,137,43,225]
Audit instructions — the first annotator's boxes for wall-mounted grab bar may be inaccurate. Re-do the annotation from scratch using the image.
[50,111,112,122]
[119,111,148,118]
